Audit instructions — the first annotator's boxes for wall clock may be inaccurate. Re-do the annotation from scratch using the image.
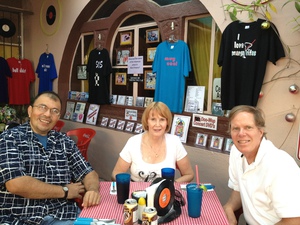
[39,0,62,36]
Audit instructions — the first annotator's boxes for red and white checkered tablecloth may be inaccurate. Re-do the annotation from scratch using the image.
[79,182,229,225]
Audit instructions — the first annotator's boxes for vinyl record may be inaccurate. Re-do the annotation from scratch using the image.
[40,0,62,36]
[153,179,175,216]
[0,18,16,38]
[46,5,56,25]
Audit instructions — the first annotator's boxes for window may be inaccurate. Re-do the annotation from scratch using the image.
[186,16,222,114]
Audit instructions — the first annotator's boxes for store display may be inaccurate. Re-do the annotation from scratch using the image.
[36,52,58,94]
[218,19,285,110]
[152,40,191,113]
[87,48,112,105]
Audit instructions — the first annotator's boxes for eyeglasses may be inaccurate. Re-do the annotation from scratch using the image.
[33,104,60,116]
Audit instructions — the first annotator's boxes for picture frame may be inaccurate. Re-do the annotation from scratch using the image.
[85,104,100,125]
[115,72,127,85]
[108,118,117,129]
[116,47,131,65]
[170,114,191,143]
[144,70,156,90]
[195,133,208,147]
[146,28,160,43]
[224,138,234,152]
[100,117,109,127]
[134,123,143,134]
[77,65,87,80]
[116,120,126,130]
[125,122,135,132]
[210,135,224,150]
[120,31,132,45]
[147,47,156,62]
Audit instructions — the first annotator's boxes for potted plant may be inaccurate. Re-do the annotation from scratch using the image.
[0,105,17,132]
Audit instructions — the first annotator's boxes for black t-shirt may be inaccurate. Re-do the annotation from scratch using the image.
[218,19,285,110]
[87,48,112,104]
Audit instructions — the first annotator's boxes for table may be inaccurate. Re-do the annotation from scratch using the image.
[79,182,229,225]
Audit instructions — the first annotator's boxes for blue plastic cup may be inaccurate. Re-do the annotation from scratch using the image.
[186,183,203,218]
[161,167,175,181]
[116,173,131,204]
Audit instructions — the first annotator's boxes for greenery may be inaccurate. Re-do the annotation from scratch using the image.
[223,0,300,31]
[0,105,17,124]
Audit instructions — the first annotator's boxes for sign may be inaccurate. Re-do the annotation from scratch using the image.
[128,74,143,82]
[192,114,218,131]
[127,56,143,74]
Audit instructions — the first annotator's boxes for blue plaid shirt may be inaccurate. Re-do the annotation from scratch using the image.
[0,122,94,224]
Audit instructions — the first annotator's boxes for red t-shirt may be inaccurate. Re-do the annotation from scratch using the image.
[7,57,35,105]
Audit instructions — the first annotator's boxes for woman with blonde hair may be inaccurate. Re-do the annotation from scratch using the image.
[112,101,194,182]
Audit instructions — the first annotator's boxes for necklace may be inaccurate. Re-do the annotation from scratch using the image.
[143,135,165,158]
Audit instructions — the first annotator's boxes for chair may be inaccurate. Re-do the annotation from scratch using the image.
[52,120,65,132]
[66,128,96,160]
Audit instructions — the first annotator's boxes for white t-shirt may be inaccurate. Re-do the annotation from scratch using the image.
[228,138,300,225]
[120,132,187,182]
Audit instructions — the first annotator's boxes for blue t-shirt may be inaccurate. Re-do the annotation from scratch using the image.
[36,53,58,94]
[152,40,191,113]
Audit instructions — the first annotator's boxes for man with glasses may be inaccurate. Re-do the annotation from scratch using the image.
[0,91,101,225]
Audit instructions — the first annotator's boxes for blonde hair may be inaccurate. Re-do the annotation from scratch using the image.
[141,102,172,132]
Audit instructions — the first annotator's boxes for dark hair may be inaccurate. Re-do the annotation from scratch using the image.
[141,101,172,132]
[31,91,62,106]
[228,105,266,136]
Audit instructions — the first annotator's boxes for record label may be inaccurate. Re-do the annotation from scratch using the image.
[0,18,16,38]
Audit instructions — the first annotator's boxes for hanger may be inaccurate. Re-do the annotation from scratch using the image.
[97,43,103,50]
[168,34,178,43]
[45,44,49,54]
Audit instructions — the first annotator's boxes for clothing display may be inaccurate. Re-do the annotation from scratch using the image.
[0,122,94,224]
[218,19,285,110]
[87,48,112,105]
[0,57,12,103]
[36,52,58,94]
[228,138,300,225]
[6,57,35,105]
[119,132,187,182]
[152,40,191,113]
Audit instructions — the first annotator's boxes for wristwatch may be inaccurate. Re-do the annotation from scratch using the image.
[62,186,69,199]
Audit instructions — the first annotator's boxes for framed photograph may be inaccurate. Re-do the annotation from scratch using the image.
[170,114,191,143]
[77,65,87,80]
[147,47,156,62]
[116,120,126,130]
[116,47,131,65]
[115,72,127,85]
[101,117,109,127]
[210,135,224,150]
[144,70,156,90]
[135,96,145,107]
[117,95,126,105]
[134,123,143,134]
[120,32,132,45]
[144,97,153,107]
[195,133,208,147]
[125,122,135,132]
[125,109,138,121]
[85,104,100,125]
[108,118,117,129]
[224,138,234,152]
[146,28,160,43]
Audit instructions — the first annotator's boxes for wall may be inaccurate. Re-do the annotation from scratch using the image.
[22,0,300,210]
